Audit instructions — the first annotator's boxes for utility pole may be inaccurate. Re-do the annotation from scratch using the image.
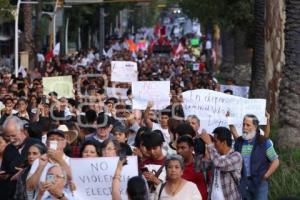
[99,7,105,56]
[14,0,38,77]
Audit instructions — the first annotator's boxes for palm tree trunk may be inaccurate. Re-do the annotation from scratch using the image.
[250,0,267,98]
[278,0,300,148]
[23,3,35,69]
[265,0,285,121]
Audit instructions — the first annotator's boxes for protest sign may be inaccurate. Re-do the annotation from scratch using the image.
[132,81,170,110]
[220,84,250,98]
[106,87,128,99]
[111,61,138,83]
[42,76,74,98]
[71,156,138,200]
[182,89,266,134]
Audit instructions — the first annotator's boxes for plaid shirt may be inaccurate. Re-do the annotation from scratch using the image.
[207,144,242,200]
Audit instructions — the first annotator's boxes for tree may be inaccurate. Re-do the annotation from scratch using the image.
[278,0,300,148]
[250,0,266,98]
[22,3,35,69]
[264,0,285,120]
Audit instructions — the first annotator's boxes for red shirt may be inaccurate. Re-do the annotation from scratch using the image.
[182,162,208,200]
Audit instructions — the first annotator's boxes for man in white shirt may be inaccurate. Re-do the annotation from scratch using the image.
[26,129,73,199]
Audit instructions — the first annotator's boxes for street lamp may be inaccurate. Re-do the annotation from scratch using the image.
[14,0,38,77]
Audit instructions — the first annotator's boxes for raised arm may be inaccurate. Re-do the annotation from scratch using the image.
[226,112,239,140]
[26,155,48,191]
[112,159,126,200]
[143,101,154,129]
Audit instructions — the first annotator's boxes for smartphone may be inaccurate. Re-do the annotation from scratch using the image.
[119,152,127,166]
[46,174,55,183]
[49,141,58,150]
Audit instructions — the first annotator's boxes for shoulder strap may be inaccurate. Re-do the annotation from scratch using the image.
[158,182,166,200]
[154,161,166,177]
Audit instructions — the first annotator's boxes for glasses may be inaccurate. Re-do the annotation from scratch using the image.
[47,173,65,180]
[104,147,116,151]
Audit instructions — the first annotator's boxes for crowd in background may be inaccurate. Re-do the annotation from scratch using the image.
[0,29,279,200]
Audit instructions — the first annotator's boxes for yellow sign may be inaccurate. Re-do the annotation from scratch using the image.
[42,76,74,98]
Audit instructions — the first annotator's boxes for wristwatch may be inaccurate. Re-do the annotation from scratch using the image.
[57,193,65,200]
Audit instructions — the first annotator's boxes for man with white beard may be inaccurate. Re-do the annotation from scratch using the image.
[233,114,279,200]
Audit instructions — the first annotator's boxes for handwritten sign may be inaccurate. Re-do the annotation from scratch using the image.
[71,156,138,200]
[106,87,128,99]
[42,76,74,98]
[182,89,266,134]
[132,81,170,110]
[111,61,138,83]
[220,84,249,98]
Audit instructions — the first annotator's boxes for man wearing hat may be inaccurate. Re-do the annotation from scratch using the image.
[26,129,73,200]
[85,112,113,144]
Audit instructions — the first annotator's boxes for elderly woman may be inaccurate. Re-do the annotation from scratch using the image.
[154,154,202,200]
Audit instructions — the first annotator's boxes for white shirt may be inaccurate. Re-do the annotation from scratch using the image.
[155,181,202,200]
[211,167,225,200]
[27,155,71,200]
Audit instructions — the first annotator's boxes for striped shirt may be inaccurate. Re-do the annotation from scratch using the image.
[241,139,278,176]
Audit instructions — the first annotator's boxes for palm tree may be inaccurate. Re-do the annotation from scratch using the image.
[22,3,35,69]
[278,0,300,148]
[264,0,285,120]
[250,0,266,98]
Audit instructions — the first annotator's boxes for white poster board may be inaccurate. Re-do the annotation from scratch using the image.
[220,84,250,98]
[106,87,128,99]
[182,89,266,134]
[42,76,74,98]
[71,156,138,200]
[132,81,170,110]
[111,61,138,83]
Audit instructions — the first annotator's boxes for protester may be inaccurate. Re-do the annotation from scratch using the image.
[176,135,208,200]
[140,130,167,199]
[0,134,8,168]
[233,114,279,200]
[14,143,47,200]
[112,158,148,200]
[101,138,121,157]
[36,165,75,200]
[26,129,73,200]
[0,116,41,200]
[201,127,243,200]
[154,154,202,200]
[80,140,101,158]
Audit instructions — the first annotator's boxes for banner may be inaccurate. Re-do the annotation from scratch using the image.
[182,89,266,134]
[220,84,249,98]
[42,76,74,98]
[71,156,138,200]
[111,61,138,83]
[132,81,170,110]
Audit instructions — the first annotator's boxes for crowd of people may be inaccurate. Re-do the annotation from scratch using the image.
[0,29,279,200]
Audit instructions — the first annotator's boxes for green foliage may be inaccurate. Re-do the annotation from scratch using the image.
[269,148,300,199]
[168,0,254,32]
[268,123,300,199]
[0,0,14,21]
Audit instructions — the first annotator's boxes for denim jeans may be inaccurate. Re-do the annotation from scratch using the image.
[254,180,269,200]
